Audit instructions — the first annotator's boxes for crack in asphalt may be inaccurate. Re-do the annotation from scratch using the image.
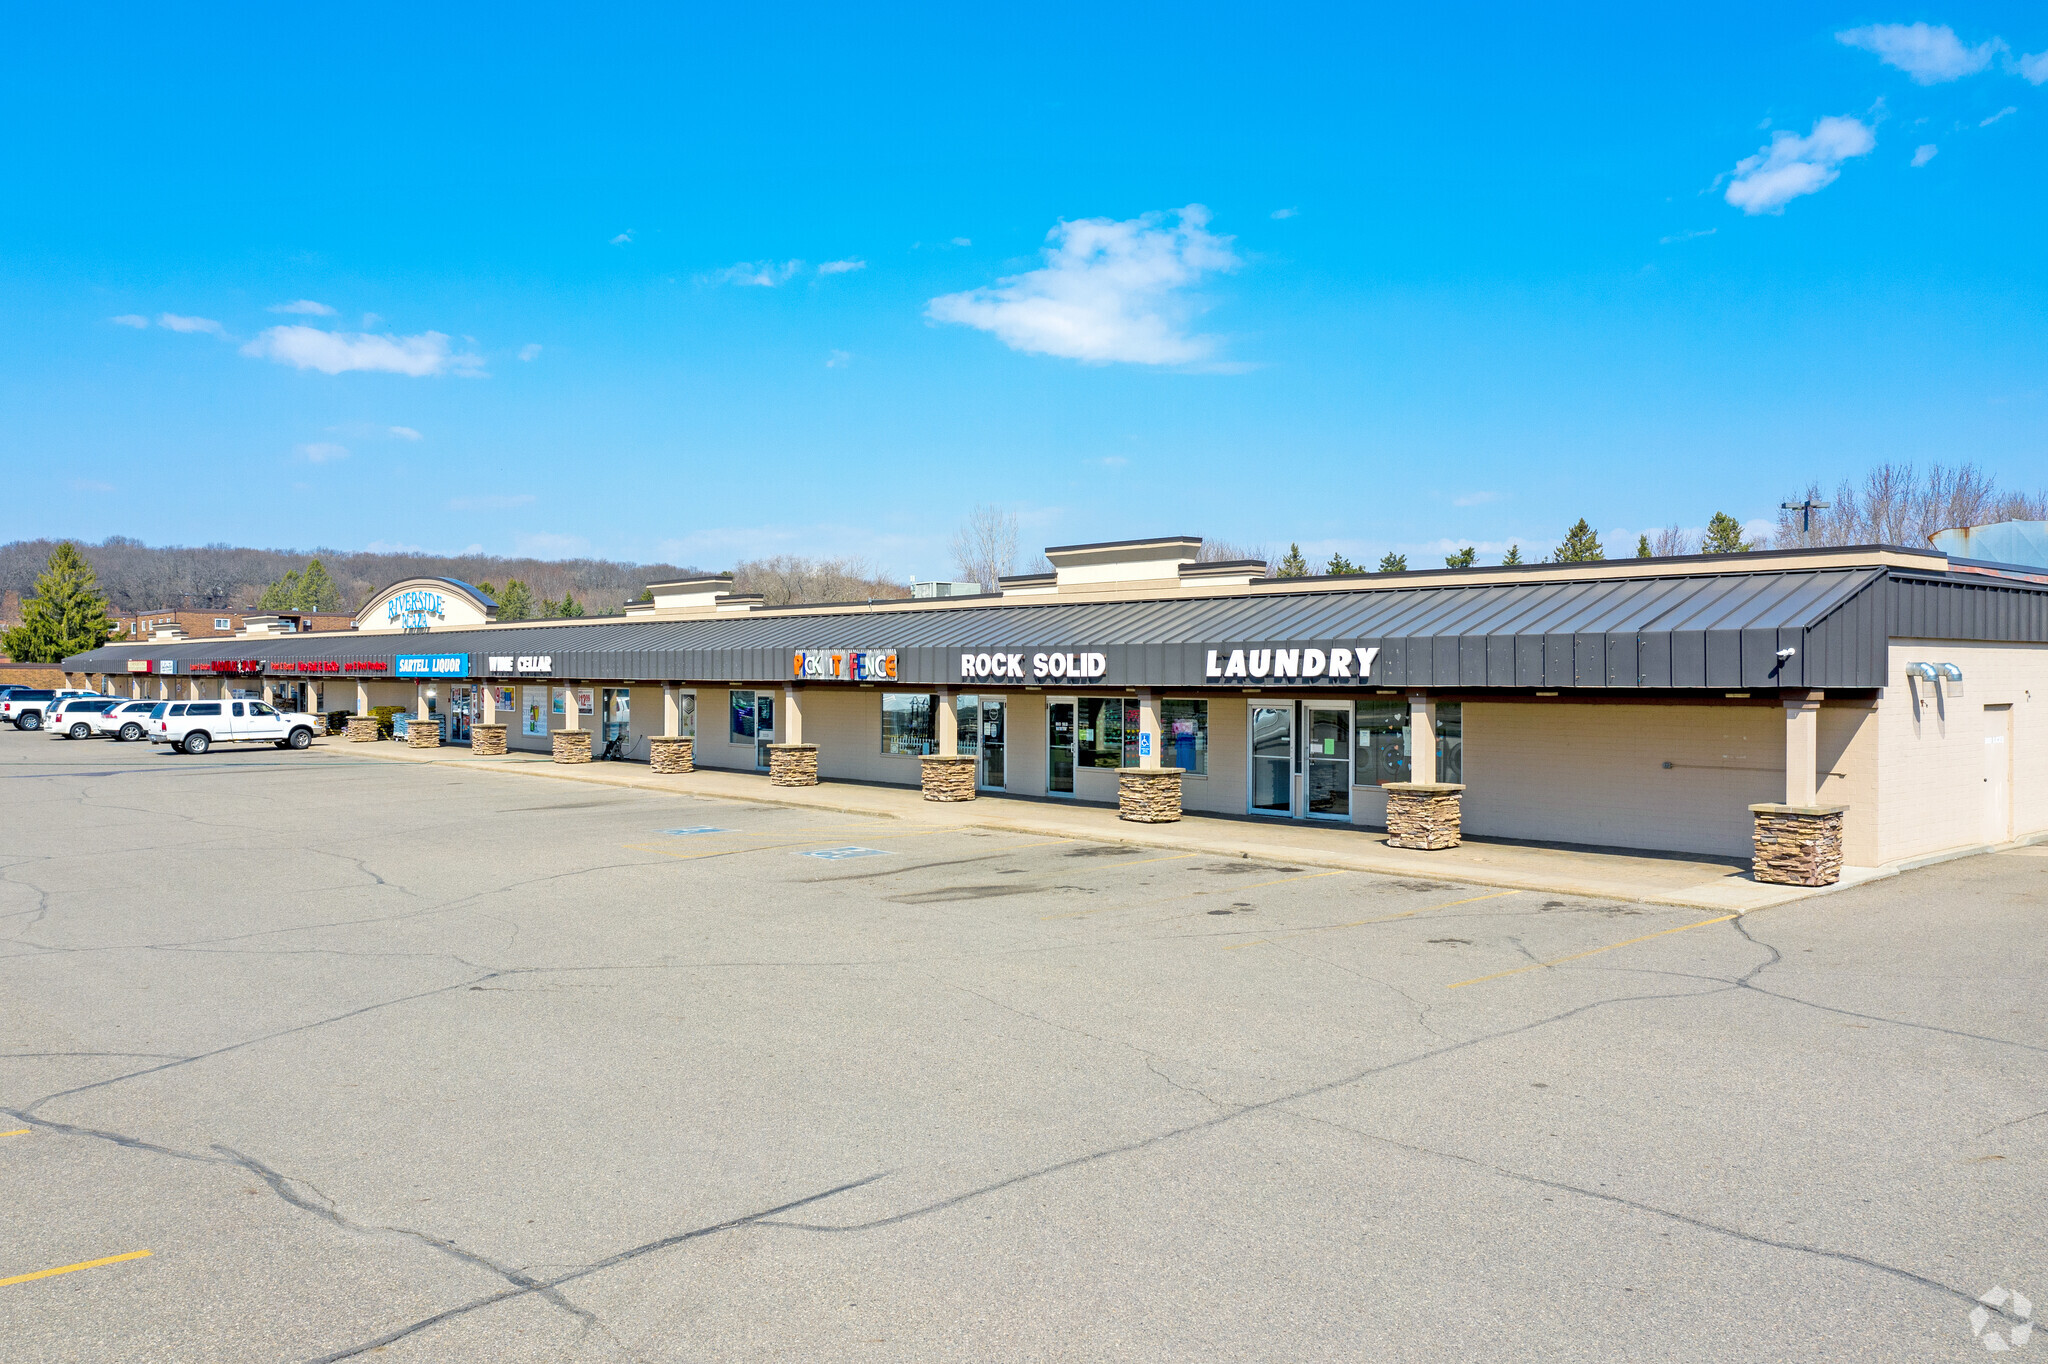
[1273,1105,2023,1323]
[300,1174,887,1363]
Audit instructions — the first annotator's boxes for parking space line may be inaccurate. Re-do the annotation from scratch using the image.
[0,1250,152,1288]
[1446,912,1742,989]
[0,1128,28,1137]
[1222,889,1519,950]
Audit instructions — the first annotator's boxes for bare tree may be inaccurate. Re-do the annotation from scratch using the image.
[1197,539,1275,575]
[1776,462,2048,549]
[1649,525,1691,557]
[730,555,909,606]
[950,505,1019,593]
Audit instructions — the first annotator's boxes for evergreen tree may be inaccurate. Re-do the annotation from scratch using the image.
[295,558,342,611]
[496,579,534,620]
[1377,551,1409,572]
[1444,546,1477,568]
[1501,544,1524,566]
[558,593,586,618]
[1325,552,1358,575]
[1700,511,1757,554]
[476,581,497,599]
[1635,533,1653,558]
[1276,544,1309,578]
[1552,518,1606,562]
[258,569,303,610]
[2,542,114,663]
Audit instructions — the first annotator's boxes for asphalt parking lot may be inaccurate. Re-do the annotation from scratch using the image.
[1,730,2043,1361]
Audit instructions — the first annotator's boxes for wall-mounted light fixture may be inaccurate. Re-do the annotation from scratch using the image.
[1775,647,1797,660]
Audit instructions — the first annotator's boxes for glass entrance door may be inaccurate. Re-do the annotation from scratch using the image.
[448,685,474,744]
[1249,704,1294,815]
[979,697,1005,790]
[602,688,630,750]
[754,691,775,770]
[1047,699,1075,796]
[1304,704,1352,819]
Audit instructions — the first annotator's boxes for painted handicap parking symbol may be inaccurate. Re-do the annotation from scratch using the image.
[659,827,730,835]
[798,846,891,860]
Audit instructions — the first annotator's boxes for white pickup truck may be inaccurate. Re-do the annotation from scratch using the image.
[152,699,319,754]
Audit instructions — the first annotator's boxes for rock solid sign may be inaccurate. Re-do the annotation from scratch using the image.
[397,653,469,678]
[792,649,896,682]
[487,654,554,674]
[959,651,1107,681]
[1204,645,1381,681]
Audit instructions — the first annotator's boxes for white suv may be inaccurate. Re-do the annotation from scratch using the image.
[94,700,163,742]
[154,699,318,754]
[47,697,121,738]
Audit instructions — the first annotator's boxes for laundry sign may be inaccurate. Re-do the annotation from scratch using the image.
[1204,646,1380,681]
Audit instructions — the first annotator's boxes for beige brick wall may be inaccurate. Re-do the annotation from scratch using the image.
[1875,641,2048,861]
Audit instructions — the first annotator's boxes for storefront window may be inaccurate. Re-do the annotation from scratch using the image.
[881,692,939,756]
[729,690,756,742]
[521,686,547,737]
[677,692,697,738]
[1354,700,1462,785]
[1077,697,1131,768]
[1355,699,1410,785]
[1161,699,1208,775]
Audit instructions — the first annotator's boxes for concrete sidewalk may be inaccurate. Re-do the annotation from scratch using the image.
[309,739,1892,910]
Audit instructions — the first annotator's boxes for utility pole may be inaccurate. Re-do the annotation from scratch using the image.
[1781,498,1831,535]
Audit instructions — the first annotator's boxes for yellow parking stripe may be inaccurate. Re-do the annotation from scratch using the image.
[0,1129,29,1138]
[1223,889,1519,950]
[0,1250,152,1288]
[1446,913,1742,989]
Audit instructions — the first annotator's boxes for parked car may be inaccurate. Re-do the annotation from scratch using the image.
[47,697,122,738]
[93,700,163,742]
[153,699,318,754]
[1,689,90,730]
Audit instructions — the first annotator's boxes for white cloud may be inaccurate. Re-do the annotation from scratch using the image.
[1452,490,1502,507]
[110,314,149,329]
[1981,105,2017,126]
[925,204,1240,365]
[515,531,591,557]
[388,425,422,440]
[1659,227,1717,244]
[1911,143,1940,166]
[702,260,805,287]
[447,493,536,511]
[825,349,851,368]
[2021,51,2048,84]
[1270,207,1299,219]
[1724,116,1876,214]
[817,259,866,275]
[268,299,335,315]
[610,230,634,245]
[949,236,972,247]
[158,312,225,335]
[297,442,349,463]
[518,343,542,361]
[243,326,485,377]
[1837,23,2000,83]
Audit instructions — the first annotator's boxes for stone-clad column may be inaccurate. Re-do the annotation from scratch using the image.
[768,743,818,786]
[1750,804,1846,885]
[553,681,590,762]
[1384,782,1464,849]
[921,754,976,800]
[1118,767,1183,822]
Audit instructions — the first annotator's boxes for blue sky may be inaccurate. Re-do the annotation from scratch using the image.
[3,5,2045,577]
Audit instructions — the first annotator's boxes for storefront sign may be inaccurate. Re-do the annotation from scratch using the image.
[158,660,177,674]
[956,650,1108,681]
[487,654,554,674]
[1203,645,1381,681]
[387,589,446,630]
[792,649,897,682]
[126,659,151,673]
[270,660,342,673]
[397,653,469,678]
[343,661,389,673]
[196,659,264,674]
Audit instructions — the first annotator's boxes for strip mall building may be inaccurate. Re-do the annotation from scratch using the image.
[62,536,2047,883]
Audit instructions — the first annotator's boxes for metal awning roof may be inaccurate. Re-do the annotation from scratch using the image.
[66,562,2024,691]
